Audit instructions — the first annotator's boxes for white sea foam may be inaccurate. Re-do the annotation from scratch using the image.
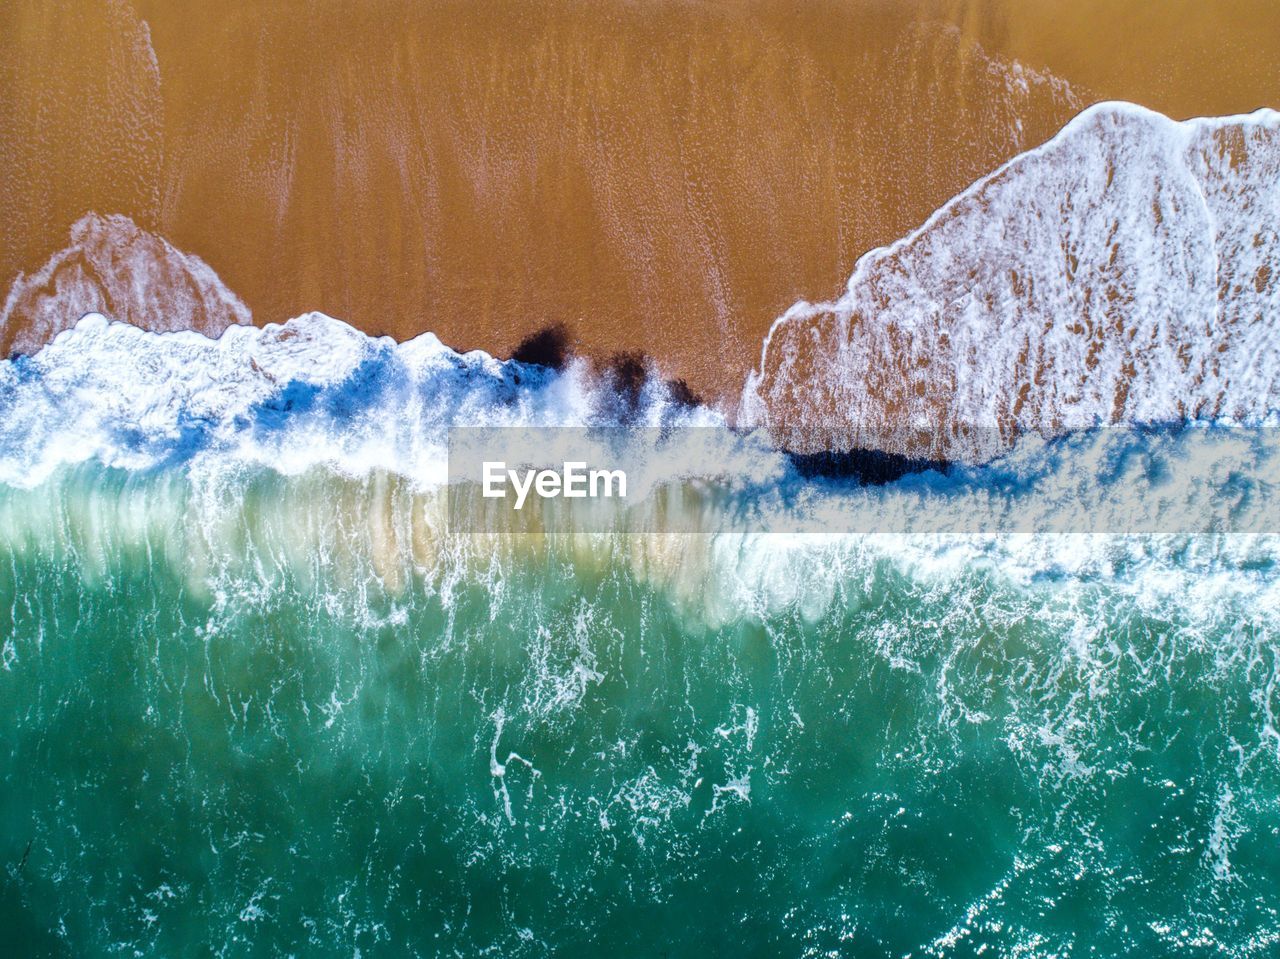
[1,213,251,356]
[744,102,1280,461]
[0,310,719,489]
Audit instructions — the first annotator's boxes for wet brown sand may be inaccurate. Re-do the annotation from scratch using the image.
[2,1,1278,406]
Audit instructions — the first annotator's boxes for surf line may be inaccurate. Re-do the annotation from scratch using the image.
[482,461,627,510]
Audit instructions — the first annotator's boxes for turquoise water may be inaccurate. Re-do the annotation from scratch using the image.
[3,464,1280,956]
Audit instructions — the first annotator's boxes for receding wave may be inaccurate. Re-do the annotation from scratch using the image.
[0,213,251,358]
[745,103,1280,461]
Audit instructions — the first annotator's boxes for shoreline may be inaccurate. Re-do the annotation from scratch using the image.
[5,0,1274,405]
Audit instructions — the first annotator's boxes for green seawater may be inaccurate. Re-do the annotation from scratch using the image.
[2,466,1279,957]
